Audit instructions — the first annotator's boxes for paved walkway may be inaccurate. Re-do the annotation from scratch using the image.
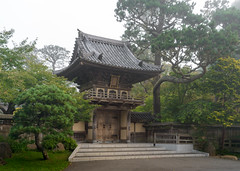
[64,157,240,171]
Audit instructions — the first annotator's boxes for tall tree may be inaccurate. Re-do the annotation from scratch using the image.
[0,29,36,114]
[0,29,35,71]
[115,0,238,119]
[37,45,70,71]
[212,6,240,58]
[201,0,230,20]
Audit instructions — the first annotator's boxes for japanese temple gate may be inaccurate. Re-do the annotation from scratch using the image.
[56,30,161,143]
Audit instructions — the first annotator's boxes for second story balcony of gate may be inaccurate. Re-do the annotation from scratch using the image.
[85,88,143,107]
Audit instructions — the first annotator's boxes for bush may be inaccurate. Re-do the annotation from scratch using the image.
[61,137,77,151]
[42,135,59,150]
[0,135,30,153]
[8,138,30,153]
[42,134,77,151]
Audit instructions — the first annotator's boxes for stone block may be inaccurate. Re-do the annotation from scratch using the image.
[54,143,65,151]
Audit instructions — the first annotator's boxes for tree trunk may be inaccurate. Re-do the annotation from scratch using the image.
[35,133,49,160]
[153,52,161,120]
[153,85,161,119]
[6,102,15,114]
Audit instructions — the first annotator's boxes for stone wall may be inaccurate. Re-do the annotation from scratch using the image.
[0,114,13,138]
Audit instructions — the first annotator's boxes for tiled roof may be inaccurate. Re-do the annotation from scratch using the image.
[69,30,161,72]
[130,112,155,123]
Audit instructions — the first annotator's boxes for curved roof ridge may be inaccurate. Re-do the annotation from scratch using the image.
[78,29,128,46]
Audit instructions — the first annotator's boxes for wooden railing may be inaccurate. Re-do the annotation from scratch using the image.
[153,133,193,144]
[224,139,240,148]
[86,89,141,101]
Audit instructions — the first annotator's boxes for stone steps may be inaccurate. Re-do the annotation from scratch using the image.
[76,150,176,157]
[71,153,208,162]
[69,143,209,162]
[80,143,155,148]
[79,147,166,152]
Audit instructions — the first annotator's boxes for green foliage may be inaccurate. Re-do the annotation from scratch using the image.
[1,151,71,171]
[131,81,153,99]
[9,84,77,158]
[205,57,240,127]
[115,0,239,117]
[177,99,217,124]
[174,57,240,125]
[61,137,77,151]
[0,135,30,153]
[212,7,240,58]
[7,138,30,153]
[73,92,96,122]
[42,134,77,151]
[133,95,153,113]
[12,84,76,136]
[0,29,35,71]
[42,135,60,150]
[213,7,240,34]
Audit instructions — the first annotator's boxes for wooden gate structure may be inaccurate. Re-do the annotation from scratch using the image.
[55,30,161,143]
[95,110,120,143]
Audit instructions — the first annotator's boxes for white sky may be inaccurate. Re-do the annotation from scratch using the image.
[0,0,236,52]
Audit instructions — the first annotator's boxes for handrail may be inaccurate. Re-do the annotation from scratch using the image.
[153,133,193,144]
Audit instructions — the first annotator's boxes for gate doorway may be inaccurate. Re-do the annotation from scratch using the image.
[95,110,120,143]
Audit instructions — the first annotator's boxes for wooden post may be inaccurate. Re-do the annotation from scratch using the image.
[154,132,156,146]
[127,111,131,143]
[92,111,97,143]
[176,133,179,144]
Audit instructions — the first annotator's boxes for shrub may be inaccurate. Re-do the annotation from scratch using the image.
[42,135,59,150]
[42,134,77,151]
[61,137,77,151]
[0,136,30,153]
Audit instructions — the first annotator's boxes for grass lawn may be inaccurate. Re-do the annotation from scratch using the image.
[0,150,71,171]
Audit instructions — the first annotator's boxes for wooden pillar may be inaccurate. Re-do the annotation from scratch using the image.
[87,111,94,142]
[92,110,97,143]
[120,110,130,143]
[127,111,131,143]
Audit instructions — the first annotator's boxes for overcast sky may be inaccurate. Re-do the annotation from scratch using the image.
[0,0,235,52]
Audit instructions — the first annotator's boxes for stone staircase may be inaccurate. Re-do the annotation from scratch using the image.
[69,143,209,162]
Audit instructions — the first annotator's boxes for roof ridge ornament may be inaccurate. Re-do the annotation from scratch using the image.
[77,29,85,41]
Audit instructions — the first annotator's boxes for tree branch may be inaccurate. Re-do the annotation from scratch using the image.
[153,66,207,94]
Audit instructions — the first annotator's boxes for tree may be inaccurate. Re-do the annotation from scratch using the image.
[205,57,240,148]
[201,0,230,20]
[10,85,77,160]
[212,7,240,59]
[0,29,36,114]
[0,29,35,71]
[37,45,70,71]
[0,56,72,114]
[115,0,238,119]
